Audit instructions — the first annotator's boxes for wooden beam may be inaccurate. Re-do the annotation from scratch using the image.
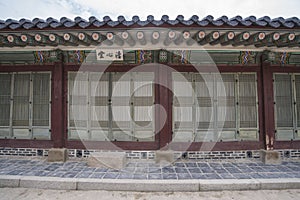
[77,32,92,46]
[6,34,26,46]
[164,30,176,46]
[182,31,195,46]
[220,31,235,46]
[151,31,160,45]
[206,31,220,45]
[289,35,300,47]
[91,32,106,44]
[48,33,65,46]
[193,30,206,45]
[19,34,38,46]
[63,33,79,46]
[121,31,135,46]
[106,32,124,46]
[34,33,54,46]
[136,31,146,45]
[0,35,15,47]
[245,32,266,46]
[174,32,183,45]
[255,32,280,47]
[233,31,250,46]
[276,33,295,47]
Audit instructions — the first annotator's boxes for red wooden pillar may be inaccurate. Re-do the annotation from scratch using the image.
[51,62,65,148]
[261,53,275,150]
[158,64,172,150]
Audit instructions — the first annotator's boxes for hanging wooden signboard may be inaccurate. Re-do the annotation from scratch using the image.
[96,49,123,61]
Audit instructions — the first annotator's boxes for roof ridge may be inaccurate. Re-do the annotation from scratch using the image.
[0,15,299,30]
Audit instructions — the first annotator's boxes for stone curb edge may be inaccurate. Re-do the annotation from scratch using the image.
[1,175,300,192]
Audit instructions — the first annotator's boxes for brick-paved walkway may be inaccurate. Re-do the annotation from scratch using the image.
[0,158,300,180]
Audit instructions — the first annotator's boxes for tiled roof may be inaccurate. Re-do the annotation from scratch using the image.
[0,15,300,30]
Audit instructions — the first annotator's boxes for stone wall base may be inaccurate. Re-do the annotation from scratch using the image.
[47,148,68,162]
[87,152,126,170]
[0,147,300,161]
[260,149,282,164]
[155,150,174,165]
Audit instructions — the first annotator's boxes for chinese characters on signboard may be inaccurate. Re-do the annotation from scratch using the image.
[96,49,123,61]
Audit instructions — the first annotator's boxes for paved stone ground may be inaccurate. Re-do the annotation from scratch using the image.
[0,158,300,180]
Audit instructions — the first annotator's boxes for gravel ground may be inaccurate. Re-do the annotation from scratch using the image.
[0,188,299,200]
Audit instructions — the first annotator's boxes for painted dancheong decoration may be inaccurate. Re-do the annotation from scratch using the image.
[239,51,257,65]
[172,50,191,64]
[136,50,153,64]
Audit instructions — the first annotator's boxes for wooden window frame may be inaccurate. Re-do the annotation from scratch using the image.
[266,64,300,149]
[64,63,264,151]
[0,64,55,148]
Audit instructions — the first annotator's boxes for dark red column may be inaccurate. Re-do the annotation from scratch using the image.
[158,64,173,150]
[261,53,275,150]
[51,62,65,148]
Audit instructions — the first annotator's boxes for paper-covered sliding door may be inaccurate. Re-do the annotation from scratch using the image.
[172,72,258,142]
[32,73,51,139]
[132,72,155,141]
[274,73,300,141]
[274,74,293,140]
[238,74,258,140]
[111,72,155,141]
[217,74,236,141]
[0,74,12,138]
[172,72,194,142]
[68,71,155,142]
[194,73,214,141]
[0,72,51,139]
[111,72,132,141]
[12,73,30,138]
[68,72,89,140]
[90,72,110,141]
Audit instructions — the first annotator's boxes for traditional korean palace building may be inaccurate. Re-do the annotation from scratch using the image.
[0,15,299,160]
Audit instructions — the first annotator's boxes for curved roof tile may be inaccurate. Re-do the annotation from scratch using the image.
[0,15,299,30]
[64,21,76,28]
[103,16,111,22]
[107,21,120,27]
[227,20,239,26]
[151,20,164,26]
[122,20,135,26]
[181,20,194,26]
[137,20,149,26]
[240,20,252,26]
[197,20,209,26]
[78,21,90,28]
[132,15,140,23]
[9,23,21,30]
[167,19,179,25]
[244,16,256,22]
[255,20,268,26]
[212,20,224,26]
[147,15,154,22]
[190,15,199,22]
[92,20,106,27]
[36,22,49,29]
